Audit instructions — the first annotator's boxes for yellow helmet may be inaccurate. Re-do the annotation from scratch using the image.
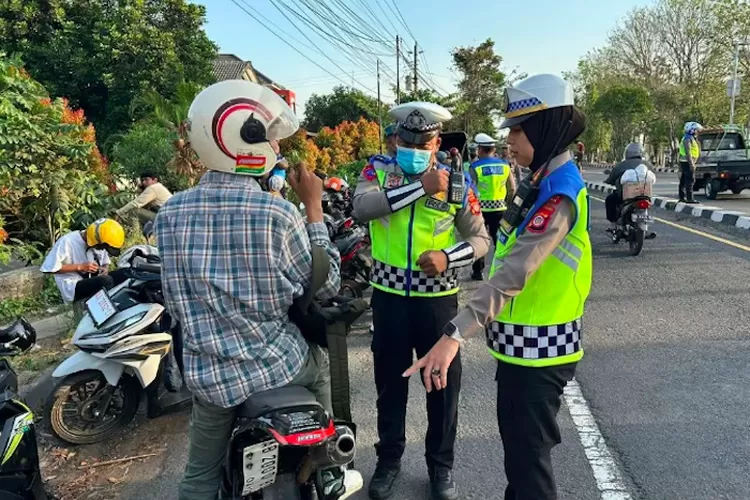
[86,218,125,255]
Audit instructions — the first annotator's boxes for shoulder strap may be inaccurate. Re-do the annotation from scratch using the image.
[298,244,330,310]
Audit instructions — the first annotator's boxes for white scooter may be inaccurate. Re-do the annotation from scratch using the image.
[45,250,190,445]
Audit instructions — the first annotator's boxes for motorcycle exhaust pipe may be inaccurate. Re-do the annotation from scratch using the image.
[297,425,356,484]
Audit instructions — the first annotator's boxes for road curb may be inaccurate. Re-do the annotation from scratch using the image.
[583,162,679,175]
[584,180,750,230]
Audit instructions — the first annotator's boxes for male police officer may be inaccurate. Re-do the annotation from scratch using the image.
[470,133,516,280]
[405,74,592,500]
[354,102,490,500]
[679,121,703,203]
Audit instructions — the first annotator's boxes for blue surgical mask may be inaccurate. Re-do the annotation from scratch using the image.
[397,146,432,175]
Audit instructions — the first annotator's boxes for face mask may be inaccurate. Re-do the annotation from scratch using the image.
[397,146,432,175]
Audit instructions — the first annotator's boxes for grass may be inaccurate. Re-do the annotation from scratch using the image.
[11,329,74,374]
[0,277,65,325]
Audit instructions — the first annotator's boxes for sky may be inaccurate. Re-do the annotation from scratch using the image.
[197,0,651,119]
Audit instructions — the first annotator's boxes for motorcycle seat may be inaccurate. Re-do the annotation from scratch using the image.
[238,385,323,418]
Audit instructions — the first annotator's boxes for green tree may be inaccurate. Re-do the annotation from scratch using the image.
[450,39,506,136]
[0,0,217,142]
[109,122,185,191]
[594,85,653,157]
[0,55,123,247]
[303,86,380,131]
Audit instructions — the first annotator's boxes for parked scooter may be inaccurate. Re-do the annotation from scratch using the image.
[45,252,191,445]
[0,318,54,500]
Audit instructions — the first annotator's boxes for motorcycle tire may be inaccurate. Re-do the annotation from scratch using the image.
[629,228,644,256]
[45,370,141,445]
[260,474,300,500]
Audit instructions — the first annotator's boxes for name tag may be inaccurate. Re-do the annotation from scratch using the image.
[385,172,404,188]
[425,197,450,212]
[481,165,506,176]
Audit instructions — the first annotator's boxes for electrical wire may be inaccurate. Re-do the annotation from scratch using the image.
[229,0,380,98]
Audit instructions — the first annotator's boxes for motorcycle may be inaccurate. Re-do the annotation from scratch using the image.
[333,219,372,299]
[611,195,654,256]
[45,252,191,445]
[0,317,53,500]
[220,290,368,500]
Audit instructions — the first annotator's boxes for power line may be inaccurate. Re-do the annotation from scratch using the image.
[229,0,379,98]
[265,0,379,94]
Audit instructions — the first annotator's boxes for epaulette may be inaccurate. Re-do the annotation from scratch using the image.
[368,154,396,168]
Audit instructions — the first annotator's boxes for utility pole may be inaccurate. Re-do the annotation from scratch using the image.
[413,42,418,93]
[396,35,400,104]
[731,42,742,126]
[377,59,382,154]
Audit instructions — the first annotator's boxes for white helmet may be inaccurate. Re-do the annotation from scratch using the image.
[187,80,299,176]
[500,74,574,128]
[683,121,704,135]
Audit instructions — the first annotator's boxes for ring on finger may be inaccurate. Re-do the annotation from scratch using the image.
[431,368,441,377]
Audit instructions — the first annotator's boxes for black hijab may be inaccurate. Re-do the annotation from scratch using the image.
[520,106,586,172]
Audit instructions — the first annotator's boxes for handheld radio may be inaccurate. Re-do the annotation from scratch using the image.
[447,147,464,205]
[500,120,573,233]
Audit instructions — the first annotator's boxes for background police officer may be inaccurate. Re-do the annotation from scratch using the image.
[469,132,516,280]
[353,102,490,500]
[384,122,398,157]
[405,74,592,500]
[678,121,703,204]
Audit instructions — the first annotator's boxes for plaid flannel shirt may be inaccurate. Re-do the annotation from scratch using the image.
[155,171,340,408]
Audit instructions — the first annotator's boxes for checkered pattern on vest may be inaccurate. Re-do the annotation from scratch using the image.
[486,319,582,359]
[480,199,506,210]
[371,260,459,293]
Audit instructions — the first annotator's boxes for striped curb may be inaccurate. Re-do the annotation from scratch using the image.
[584,180,750,230]
[582,162,679,175]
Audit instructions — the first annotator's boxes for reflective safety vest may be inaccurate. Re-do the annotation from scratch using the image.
[472,158,511,212]
[369,160,471,297]
[486,160,592,367]
[679,135,700,162]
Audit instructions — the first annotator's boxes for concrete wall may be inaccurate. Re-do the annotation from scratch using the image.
[0,266,44,301]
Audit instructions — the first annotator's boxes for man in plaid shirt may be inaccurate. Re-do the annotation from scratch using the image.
[155,81,343,500]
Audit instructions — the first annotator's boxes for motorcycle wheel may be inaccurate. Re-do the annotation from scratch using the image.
[45,370,141,445]
[261,474,300,500]
[629,228,644,256]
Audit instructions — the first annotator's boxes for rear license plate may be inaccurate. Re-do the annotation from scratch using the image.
[241,439,279,495]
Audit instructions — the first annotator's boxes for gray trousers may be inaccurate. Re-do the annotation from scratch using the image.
[178,343,332,500]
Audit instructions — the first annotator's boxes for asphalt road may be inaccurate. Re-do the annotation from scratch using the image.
[112,197,750,500]
[583,168,750,216]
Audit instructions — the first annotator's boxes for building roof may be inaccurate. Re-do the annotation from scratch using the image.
[211,54,285,91]
[211,54,249,81]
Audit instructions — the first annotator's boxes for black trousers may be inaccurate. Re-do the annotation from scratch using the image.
[371,289,460,470]
[496,361,577,500]
[73,269,129,302]
[605,192,622,222]
[678,161,695,201]
[473,210,503,274]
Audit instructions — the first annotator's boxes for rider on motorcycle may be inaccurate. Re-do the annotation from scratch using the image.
[604,142,654,234]
[153,80,358,500]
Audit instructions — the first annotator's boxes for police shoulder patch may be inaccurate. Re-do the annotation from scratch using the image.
[526,203,557,233]
[361,164,377,181]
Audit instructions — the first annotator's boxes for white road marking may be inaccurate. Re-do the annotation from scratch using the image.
[564,379,633,500]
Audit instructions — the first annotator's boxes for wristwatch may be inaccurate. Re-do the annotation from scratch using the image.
[442,322,465,344]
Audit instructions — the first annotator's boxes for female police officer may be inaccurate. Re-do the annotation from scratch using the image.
[405,74,592,500]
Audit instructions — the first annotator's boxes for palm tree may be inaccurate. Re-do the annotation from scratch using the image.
[129,81,205,186]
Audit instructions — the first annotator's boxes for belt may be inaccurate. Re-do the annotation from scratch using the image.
[486,319,582,360]
[371,260,459,294]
